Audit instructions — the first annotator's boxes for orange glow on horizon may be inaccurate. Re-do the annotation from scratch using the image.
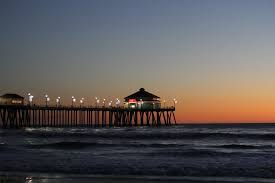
[174,95,275,123]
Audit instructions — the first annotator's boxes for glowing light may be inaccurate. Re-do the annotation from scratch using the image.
[72,96,76,106]
[44,94,50,106]
[103,98,106,106]
[116,98,121,107]
[28,94,34,103]
[173,98,178,108]
[129,99,136,103]
[80,97,84,105]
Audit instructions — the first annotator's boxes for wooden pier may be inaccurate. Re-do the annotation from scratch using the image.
[0,105,176,128]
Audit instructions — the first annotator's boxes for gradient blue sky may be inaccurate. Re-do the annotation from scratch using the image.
[1,0,275,122]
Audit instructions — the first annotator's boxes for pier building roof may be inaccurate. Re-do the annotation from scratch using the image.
[0,93,24,99]
[124,88,160,101]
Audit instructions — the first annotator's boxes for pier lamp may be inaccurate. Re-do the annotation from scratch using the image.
[80,99,83,107]
[163,99,166,108]
[153,102,155,109]
[56,97,61,107]
[96,98,100,108]
[95,97,98,107]
[45,94,49,106]
[27,93,31,105]
[28,93,34,106]
[47,97,50,106]
[45,95,50,107]
[116,98,120,108]
[103,98,106,107]
[81,98,85,106]
[72,96,76,107]
[108,101,112,107]
[58,97,61,106]
[73,98,76,106]
[173,98,178,108]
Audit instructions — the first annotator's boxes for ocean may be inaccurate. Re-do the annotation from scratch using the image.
[1,124,275,183]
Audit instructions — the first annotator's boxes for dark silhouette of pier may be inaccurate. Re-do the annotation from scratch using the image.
[0,105,176,128]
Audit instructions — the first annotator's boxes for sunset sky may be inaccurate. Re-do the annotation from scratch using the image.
[0,0,275,123]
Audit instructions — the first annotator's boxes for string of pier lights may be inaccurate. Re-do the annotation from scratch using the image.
[44,94,62,107]
[27,93,62,107]
[94,97,120,108]
[27,93,177,108]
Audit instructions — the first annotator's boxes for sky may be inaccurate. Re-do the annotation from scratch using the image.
[0,0,275,123]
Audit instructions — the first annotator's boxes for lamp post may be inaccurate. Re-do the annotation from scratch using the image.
[28,93,31,105]
[28,93,33,106]
[103,98,106,107]
[45,94,49,107]
[73,98,76,106]
[96,98,100,108]
[116,98,120,108]
[80,98,84,107]
[95,97,98,107]
[56,97,61,107]
[46,97,50,107]
[72,96,76,107]
[163,99,166,108]
[173,98,178,108]
[81,98,84,107]
[108,101,112,107]
[58,97,61,106]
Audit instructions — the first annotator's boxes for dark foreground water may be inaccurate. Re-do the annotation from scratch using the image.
[1,124,275,182]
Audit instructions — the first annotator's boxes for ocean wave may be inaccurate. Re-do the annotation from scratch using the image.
[18,130,275,140]
[27,142,105,150]
[146,149,240,157]
[212,144,274,149]
[26,141,189,150]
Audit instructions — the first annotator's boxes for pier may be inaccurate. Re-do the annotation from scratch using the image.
[0,105,176,128]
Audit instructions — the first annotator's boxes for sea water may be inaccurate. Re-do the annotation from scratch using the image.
[1,124,275,182]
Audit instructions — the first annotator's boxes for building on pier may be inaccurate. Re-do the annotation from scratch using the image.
[0,93,24,105]
[124,88,161,109]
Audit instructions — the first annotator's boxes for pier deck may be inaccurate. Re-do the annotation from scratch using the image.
[0,105,176,128]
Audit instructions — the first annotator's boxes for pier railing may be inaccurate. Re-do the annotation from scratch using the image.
[0,105,176,128]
